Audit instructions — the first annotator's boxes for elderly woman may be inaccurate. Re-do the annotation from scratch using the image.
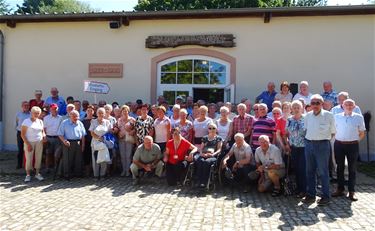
[194,123,223,188]
[216,106,233,151]
[21,106,46,182]
[193,105,212,148]
[284,100,306,198]
[275,81,293,103]
[175,108,193,143]
[169,104,180,128]
[163,127,198,186]
[89,107,112,179]
[153,106,171,153]
[116,105,136,177]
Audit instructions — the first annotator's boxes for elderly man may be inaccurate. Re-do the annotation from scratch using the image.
[130,136,164,185]
[255,82,277,112]
[332,99,365,201]
[15,101,30,169]
[251,103,276,152]
[293,81,313,105]
[331,91,362,115]
[29,90,44,110]
[222,133,254,192]
[43,103,63,172]
[232,103,254,143]
[321,81,338,106]
[58,110,86,179]
[45,87,67,116]
[250,135,285,196]
[303,94,336,206]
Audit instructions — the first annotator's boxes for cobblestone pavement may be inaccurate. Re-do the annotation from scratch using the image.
[1,152,375,231]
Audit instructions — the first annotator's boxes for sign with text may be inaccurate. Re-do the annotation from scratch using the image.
[89,63,123,78]
[146,34,236,48]
[84,80,110,94]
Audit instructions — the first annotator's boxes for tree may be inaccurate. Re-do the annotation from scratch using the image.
[0,0,11,14]
[39,0,93,13]
[135,0,327,11]
[16,0,94,14]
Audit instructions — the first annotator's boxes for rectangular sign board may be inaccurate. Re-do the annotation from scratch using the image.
[84,80,110,94]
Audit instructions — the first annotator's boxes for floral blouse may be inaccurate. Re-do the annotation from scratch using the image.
[286,115,306,148]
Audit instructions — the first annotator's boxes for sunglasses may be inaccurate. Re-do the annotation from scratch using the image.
[311,102,321,106]
[208,127,216,130]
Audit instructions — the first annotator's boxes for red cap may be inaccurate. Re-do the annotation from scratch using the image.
[50,103,58,109]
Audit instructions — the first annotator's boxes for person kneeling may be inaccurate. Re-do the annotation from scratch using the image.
[249,135,285,196]
[130,136,164,185]
[163,127,197,186]
[222,133,255,192]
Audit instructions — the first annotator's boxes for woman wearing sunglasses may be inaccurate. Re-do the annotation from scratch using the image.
[194,123,223,188]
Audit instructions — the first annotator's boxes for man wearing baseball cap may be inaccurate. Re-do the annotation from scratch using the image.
[29,90,44,110]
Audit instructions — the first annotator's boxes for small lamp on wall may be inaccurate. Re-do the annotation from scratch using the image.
[109,21,121,29]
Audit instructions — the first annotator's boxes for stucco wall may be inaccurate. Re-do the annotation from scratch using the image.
[0,15,374,157]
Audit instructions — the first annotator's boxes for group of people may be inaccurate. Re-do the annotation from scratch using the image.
[15,80,366,206]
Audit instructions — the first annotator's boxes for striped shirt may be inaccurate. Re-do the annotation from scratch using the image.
[251,116,276,149]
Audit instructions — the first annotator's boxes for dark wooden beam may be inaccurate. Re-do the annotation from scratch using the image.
[6,20,16,28]
[264,12,272,23]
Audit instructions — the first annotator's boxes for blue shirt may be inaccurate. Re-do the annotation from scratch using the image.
[15,111,30,131]
[45,96,67,116]
[256,91,277,112]
[321,90,338,106]
[58,119,86,140]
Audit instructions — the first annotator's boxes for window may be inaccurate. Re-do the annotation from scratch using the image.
[157,55,230,104]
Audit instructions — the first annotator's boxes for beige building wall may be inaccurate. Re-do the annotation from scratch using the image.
[0,15,374,157]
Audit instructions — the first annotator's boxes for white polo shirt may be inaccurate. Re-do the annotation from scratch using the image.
[43,114,63,136]
[335,112,366,141]
[255,144,284,168]
[304,109,335,141]
[293,92,312,105]
[331,105,362,115]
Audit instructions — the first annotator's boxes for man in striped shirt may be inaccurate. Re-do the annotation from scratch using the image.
[251,103,276,152]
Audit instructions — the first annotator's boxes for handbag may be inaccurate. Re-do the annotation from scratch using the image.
[282,155,297,196]
[125,132,136,144]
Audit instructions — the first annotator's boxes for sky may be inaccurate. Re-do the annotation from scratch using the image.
[6,0,371,12]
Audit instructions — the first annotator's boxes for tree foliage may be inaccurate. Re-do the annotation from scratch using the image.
[17,0,94,14]
[135,0,327,11]
[0,0,11,14]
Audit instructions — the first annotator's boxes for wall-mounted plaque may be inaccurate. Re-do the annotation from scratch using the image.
[146,34,235,48]
[89,63,123,78]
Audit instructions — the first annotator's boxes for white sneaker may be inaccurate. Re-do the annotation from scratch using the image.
[24,175,31,182]
[35,174,44,181]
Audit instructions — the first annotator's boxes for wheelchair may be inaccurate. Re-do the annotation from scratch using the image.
[183,153,223,191]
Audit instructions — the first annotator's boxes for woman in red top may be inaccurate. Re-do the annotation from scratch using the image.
[163,127,197,186]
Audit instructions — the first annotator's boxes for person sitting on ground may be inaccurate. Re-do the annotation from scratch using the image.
[249,135,285,197]
[130,136,164,185]
[221,133,254,192]
[163,127,197,186]
[194,123,223,188]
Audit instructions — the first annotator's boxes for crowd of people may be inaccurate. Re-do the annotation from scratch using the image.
[15,81,366,206]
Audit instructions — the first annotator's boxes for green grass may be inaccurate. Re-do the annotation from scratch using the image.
[358,161,375,178]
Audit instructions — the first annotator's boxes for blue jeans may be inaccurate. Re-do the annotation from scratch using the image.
[305,139,331,199]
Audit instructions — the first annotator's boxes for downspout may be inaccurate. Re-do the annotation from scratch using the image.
[0,31,4,151]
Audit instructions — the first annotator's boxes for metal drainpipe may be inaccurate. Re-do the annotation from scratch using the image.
[0,31,4,151]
